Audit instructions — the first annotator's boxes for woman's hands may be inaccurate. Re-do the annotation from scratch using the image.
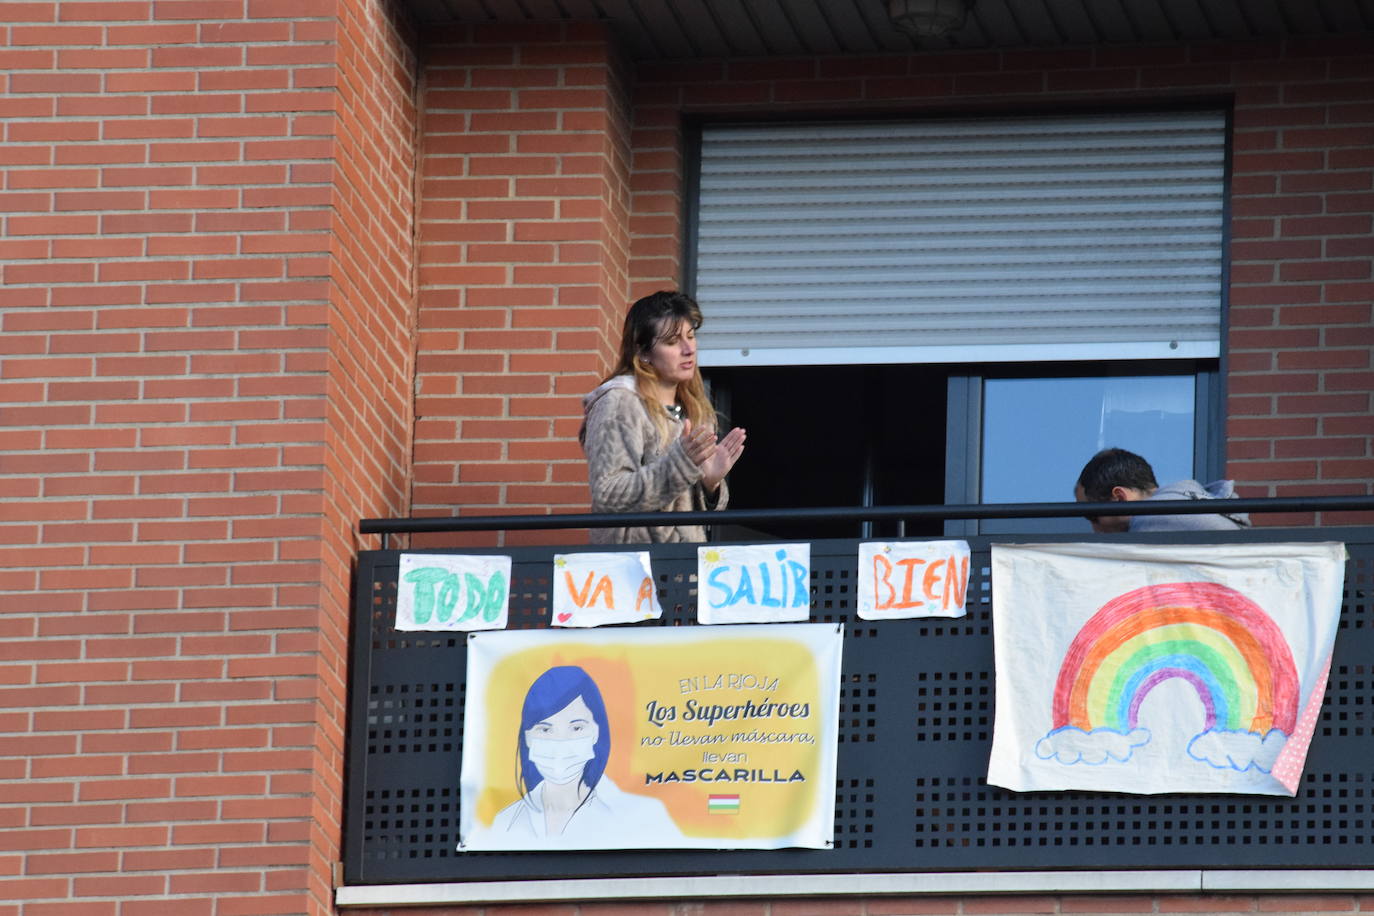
[681,420,746,492]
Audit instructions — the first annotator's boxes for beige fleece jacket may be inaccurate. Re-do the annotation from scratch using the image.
[580,376,728,544]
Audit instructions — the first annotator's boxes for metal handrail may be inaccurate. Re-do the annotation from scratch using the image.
[359,494,1374,535]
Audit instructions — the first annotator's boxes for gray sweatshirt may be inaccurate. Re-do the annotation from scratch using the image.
[1129,479,1251,532]
[580,376,727,544]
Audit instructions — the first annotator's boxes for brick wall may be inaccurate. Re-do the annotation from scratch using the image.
[0,1,416,914]
[409,22,633,548]
[415,33,1372,534]
[1224,41,1374,525]
[318,0,417,909]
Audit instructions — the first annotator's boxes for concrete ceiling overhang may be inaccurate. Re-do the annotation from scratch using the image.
[402,0,1374,58]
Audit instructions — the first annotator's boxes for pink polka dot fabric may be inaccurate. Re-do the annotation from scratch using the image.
[1273,654,1331,795]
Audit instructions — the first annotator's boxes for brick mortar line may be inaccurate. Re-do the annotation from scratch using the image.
[6,348,334,355]
[9,477,333,483]
[2,259,331,267]
[79,209,342,219]
[3,65,338,73]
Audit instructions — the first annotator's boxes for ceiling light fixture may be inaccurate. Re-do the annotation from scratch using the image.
[887,0,974,38]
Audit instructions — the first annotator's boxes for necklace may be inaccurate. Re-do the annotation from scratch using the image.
[664,404,684,421]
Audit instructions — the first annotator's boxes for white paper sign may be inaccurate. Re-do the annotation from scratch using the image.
[551,552,662,627]
[856,540,970,620]
[697,543,811,625]
[987,541,1345,796]
[396,553,511,632]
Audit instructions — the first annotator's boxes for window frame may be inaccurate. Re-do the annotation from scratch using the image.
[944,364,1223,537]
[685,105,1233,533]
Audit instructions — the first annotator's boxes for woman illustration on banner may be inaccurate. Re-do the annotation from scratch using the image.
[492,665,679,845]
[580,290,746,544]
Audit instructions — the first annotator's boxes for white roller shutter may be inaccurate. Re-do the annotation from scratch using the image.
[693,111,1226,366]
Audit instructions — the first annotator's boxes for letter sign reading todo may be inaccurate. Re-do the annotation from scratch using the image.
[396,553,512,632]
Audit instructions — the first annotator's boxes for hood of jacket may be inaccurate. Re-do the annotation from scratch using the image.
[1149,478,1250,527]
[581,374,637,417]
[1153,479,1235,501]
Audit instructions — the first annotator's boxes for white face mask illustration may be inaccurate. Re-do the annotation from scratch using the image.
[525,733,597,784]
[524,694,601,786]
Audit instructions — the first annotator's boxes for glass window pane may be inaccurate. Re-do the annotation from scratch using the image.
[981,376,1195,506]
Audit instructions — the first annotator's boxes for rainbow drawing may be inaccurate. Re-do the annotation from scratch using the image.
[1049,581,1299,741]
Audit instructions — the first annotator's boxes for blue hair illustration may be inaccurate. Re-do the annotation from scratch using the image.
[516,665,612,797]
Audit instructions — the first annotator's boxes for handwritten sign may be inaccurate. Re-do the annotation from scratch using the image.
[987,541,1346,796]
[551,552,662,627]
[856,540,970,620]
[459,623,842,850]
[697,543,811,625]
[396,553,511,632]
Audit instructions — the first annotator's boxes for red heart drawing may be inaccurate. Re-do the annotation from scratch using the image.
[556,612,572,623]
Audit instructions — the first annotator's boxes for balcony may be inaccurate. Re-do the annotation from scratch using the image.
[342,496,1374,903]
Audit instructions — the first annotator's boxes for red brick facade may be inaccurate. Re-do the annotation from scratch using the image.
[411,23,632,548]
[1,2,1370,914]
[1,1,415,914]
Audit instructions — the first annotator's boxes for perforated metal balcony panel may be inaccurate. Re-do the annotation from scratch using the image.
[345,528,1374,884]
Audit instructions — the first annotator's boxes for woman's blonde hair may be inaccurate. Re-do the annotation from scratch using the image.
[607,290,717,443]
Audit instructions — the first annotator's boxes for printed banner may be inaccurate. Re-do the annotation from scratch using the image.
[396,553,511,632]
[856,540,970,620]
[987,541,1346,796]
[697,543,811,624]
[459,623,842,850]
[551,552,662,627]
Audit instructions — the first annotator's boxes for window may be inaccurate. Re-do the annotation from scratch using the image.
[692,110,1229,538]
[706,363,1218,540]
[706,364,949,542]
[945,368,1219,536]
[983,376,1195,504]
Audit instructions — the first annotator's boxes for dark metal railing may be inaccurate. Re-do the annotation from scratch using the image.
[360,494,1374,539]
